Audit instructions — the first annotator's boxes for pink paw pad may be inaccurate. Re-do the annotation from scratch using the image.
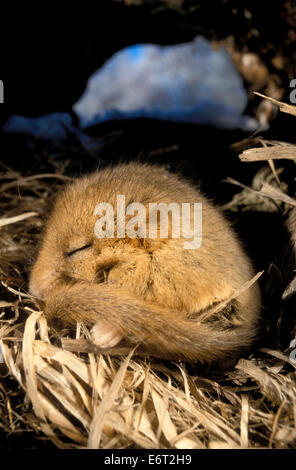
[91,320,124,348]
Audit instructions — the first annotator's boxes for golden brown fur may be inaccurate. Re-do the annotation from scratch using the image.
[29,162,261,364]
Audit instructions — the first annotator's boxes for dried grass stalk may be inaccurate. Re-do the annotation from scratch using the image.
[254,92,296,117]
[240,146,296,162]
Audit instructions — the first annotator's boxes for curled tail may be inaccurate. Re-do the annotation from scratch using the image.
[44,282,258,363]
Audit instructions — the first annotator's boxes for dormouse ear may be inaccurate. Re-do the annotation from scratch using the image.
[95,254,121,283]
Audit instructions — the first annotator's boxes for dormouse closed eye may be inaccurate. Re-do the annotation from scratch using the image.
[65,243,92,258]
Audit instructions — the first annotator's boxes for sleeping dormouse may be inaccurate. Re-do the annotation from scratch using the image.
[29,162,261,365]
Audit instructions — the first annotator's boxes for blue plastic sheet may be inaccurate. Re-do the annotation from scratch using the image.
[2,37,258,142]
[73,37,257,131]
[2,112,75,141]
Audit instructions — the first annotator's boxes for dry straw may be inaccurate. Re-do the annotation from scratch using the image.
[1,109,296,448]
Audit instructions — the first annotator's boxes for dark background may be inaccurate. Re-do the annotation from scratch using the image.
[1,0,295,184]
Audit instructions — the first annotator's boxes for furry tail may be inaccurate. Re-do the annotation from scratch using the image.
[44,282,258,363]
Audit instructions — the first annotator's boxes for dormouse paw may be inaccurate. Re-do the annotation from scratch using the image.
[91,320,124,348]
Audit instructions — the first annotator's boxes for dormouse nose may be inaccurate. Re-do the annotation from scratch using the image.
[29,282,47,300]
[29,272,57,300]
